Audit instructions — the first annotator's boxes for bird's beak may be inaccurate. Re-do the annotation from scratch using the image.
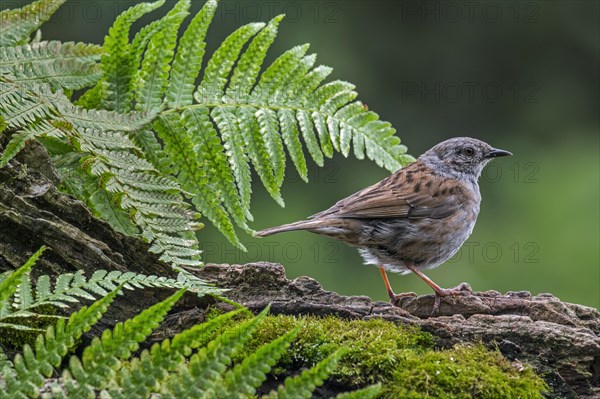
[486,148,513,158]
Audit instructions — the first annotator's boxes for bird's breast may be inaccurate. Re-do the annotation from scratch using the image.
[361,186,481,273]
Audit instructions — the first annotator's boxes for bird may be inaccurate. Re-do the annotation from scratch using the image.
[255,137,512,313]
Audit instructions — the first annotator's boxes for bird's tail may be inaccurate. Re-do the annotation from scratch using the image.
[254,220,323,237]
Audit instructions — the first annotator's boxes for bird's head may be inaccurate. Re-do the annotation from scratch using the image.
[421,137,512,181]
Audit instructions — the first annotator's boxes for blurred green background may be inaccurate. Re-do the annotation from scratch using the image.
[37,0,598,308]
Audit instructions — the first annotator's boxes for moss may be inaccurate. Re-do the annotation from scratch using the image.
[0,304,60,349]
[227,315,547,399]
[386,344,547,399]
[203,306,229,322]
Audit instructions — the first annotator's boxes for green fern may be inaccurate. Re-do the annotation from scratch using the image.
[263,349,346,399]
[334,383,382,399]
[1,0,414,270]
[1,285,123,399]
[0,247,47,328]
[58,289,186,397]
[99,0,167,113]
[220,325,302,397]
[135,0,190,113]
[107,308,245,398]
[0,0,65,47]
[164,306,272,397]
[2,297,377,398]
[166,0,216,108]
[0,0,203,270]
[51,151,140,235]
[86,0,413,243]
[0,346,9,370]
[0,41,102,89]
[0,77,203,267]
[0,247,220,334]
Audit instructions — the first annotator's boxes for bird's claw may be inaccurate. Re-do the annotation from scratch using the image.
[432,282,473,315]
[390,292,417,307]
[437,282,473,297]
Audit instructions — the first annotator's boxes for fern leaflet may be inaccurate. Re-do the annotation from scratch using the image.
[58,289,186,397]
[0,0,64,47]
[2,286,122,399]
[263,349,346,399]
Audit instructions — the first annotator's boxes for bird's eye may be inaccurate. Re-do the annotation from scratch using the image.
[462,146,475,157]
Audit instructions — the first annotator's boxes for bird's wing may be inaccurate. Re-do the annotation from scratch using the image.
[311,164,465,220]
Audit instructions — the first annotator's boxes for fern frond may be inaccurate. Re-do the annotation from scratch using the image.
[182,107,251,230]
[335,383,382,399]
[256,108,286,186]
[226,15,283,103]
[211,106,253,219]
[155,112,243,249]
[0,346,10,370]
[4,44,100,90]
[136,0,190,113]
[166,0,217,108]
[2,0,415,265]
[59,289,186,398]
[0,247,46,316]
[0,41,102,90]
[1,250,218,334]
[0,130,35,168]
[238,106,284,206]
[263,349,346,399]
[0,0,65,47]
[108,308,243,398]
[2,286,122,399]
[278,108,308,181]
[164,306,270,397]
[190,18,412,203]
[195,24,412,188]
[130,128,173,175]
[0,81,202,264]
[53,152,140,235]
[18,268,215,313]
[99,0,166,112]
[220,325,301,397]
[0,79,56,128]
[195,22,265,103]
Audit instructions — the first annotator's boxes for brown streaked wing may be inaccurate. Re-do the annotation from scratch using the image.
[310,163,465,220]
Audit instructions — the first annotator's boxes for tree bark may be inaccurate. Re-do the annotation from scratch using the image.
[1,143,598,398]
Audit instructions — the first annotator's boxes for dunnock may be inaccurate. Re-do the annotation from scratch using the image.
[256,137,512,313]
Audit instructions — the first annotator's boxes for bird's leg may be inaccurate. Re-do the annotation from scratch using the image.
[378,267,396,301]
[378,267,416,306]
[406,265,472,314]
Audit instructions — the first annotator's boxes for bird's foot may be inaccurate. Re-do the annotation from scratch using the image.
[436,282,473,297]
[390,292,417,307]
[432,282,473,315]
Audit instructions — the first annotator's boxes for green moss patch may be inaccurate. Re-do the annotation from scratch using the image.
[387,344,546,399]
[220,313,547,398]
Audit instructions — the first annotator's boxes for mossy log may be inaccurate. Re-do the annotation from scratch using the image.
[1,143,598,398]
